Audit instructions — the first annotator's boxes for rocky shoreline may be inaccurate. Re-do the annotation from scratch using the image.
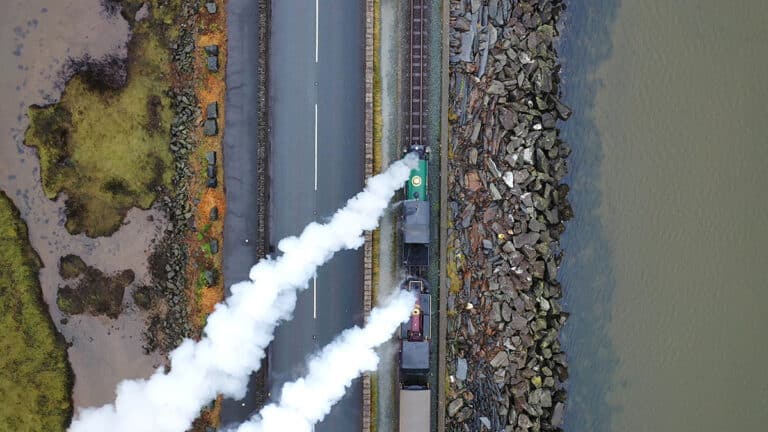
[445,1,572,430]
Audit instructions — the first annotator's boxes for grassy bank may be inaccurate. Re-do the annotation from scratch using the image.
[24,2,178,237]
[0,191,73,431]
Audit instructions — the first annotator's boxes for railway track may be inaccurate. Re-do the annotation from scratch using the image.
[408,0,428,147]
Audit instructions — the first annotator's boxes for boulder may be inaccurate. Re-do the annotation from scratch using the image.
[465,171,482,192]
[452,16,471,32]
[490,350,509,368]
[513,232,540,248]
[448,398,464,417]
[456,358,468,381]
[551,402,565,427]
[490,302,502,322]
[206,178,217,188]
[206,56,219,72]
[205,2,217,14]
[501,301,512,322]
[204,119,218,136]
[207,165,216,179]
[206,101,218,119]
[518,413,533,429]
[209,239,219,254]
[206,151,217,165]
[209,206,219,221]
[487,80,506,95]
[203,270,215,286]
[204,45,219,56]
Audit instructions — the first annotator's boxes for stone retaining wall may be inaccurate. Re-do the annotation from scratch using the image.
[362,0,375,430]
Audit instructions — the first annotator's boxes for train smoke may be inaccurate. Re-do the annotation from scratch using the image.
[232,289,415,432]
[68,155,416,432]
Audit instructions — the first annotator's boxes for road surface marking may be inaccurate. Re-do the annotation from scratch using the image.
[314,103,318,191]
[315,0,319,63]
[313,276,317,319]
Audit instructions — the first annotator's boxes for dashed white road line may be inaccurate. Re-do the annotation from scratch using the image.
[315,0,319,63]
[314,103,318,191]
[313,276,317,319]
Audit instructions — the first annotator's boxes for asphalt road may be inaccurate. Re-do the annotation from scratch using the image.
[221,0,266,424]
[268,1,366,431]
[221,0,366,429]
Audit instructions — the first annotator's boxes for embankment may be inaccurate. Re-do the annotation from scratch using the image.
[445,1,572,430]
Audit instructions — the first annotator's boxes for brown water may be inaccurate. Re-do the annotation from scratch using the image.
[0,0,163,409]
[559,1,768,430]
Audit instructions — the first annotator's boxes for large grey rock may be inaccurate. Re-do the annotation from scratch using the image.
[204,119,218,136]
[448,398,464,417]
[509,313,529,331]
[552,97,572,120]
[456,358,468,381]
[206,102,218,119]
[206,151,217,165]
[518,413,533,429]
[551,402,565,427]
[209,239,219,254]
[479,416,491,429]
[204,45,219,56]
[501,301,512,322]
[207,165,216,179]
[490,350,509,368]
[206,56,219,72]
[487,80,505,95]
[209,206,219,221]
[490,302,502,322]
[205,2,217,14]
[203,270,214,286]
[452,16,471,32]
[513,232,540,248]
[489,183,502,200]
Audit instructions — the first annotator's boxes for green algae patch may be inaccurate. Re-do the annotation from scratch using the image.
[0,191,73,431]
[25,10,174,237]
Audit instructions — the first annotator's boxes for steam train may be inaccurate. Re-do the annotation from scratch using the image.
[398,144,432,432]
[398,0,431,429]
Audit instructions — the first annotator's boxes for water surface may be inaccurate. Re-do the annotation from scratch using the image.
[0,0,163,408]
[559,1,768,430]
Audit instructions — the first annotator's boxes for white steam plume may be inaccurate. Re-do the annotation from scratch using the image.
[232,289,415,432]
[68,155,416,432]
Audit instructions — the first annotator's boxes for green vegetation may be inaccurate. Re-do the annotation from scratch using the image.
[0,191,72,431]
[57,263,134,319]
[132,285,153,310]
[24,2,180,237]
[58,254,87,279]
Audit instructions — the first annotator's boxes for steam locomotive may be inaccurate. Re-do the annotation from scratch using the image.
[399,144,431,432]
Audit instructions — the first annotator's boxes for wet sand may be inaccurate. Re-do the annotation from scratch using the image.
[0,0,164,409]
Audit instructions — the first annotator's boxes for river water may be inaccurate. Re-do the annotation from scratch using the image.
[559,1,768,430]
[0,0,163,409]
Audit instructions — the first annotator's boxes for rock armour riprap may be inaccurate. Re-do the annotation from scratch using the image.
[446,0,572,431]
